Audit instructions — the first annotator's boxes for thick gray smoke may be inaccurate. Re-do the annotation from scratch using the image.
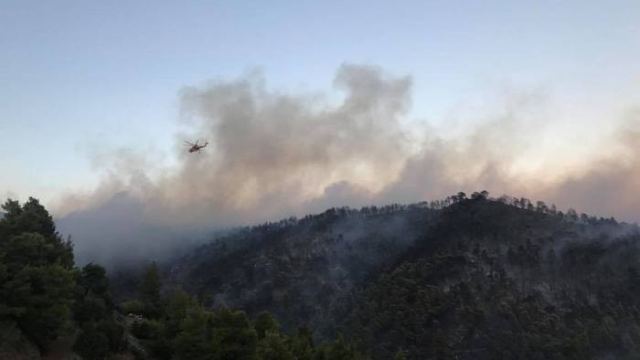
[54,64,640,266]
[544,110,640,220]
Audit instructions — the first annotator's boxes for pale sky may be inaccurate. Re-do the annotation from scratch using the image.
[2,0,640,209]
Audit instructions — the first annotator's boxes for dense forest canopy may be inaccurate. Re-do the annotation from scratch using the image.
[3,192,640,359]
[161,192,640,359]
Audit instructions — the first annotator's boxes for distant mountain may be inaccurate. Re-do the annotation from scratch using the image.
[159,193,640,359]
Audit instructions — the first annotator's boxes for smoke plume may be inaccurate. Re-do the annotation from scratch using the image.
[54,64,640,265]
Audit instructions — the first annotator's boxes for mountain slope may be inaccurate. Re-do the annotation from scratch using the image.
[168,203,439,337]
[345,198,640,359]
[164,194,640,359]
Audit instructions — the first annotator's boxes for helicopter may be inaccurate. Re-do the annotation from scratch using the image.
[184,139,208,153]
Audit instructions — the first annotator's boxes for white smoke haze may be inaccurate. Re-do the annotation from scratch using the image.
[53,64,640,265]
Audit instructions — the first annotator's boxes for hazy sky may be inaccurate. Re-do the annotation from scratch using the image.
[2,0,640,213]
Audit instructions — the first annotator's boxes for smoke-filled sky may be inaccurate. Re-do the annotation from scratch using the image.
[2,1,640,263]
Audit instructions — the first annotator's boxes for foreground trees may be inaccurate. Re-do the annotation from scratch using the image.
[0,198,124,358]
[0,198,75,350]
[73,263,124,359]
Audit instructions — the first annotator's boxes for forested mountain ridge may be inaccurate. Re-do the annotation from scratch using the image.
[4,193,640,359]
[346,195,640,359]
[163,192,640,359]
[166,201,439,336]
